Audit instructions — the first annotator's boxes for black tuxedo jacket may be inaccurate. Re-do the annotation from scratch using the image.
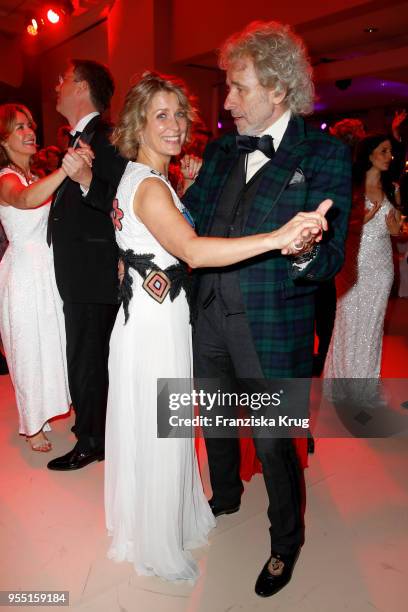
[49,115,127,304]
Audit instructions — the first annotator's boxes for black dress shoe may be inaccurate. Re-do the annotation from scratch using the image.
[208,497,240,517]
[255,549,301,597]
[47,446,104,471]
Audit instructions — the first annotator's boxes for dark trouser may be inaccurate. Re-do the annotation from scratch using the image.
[193,297,304,555]
[63,302,118,452]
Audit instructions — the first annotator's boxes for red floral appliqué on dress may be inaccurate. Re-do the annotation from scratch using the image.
[111,198,124,231]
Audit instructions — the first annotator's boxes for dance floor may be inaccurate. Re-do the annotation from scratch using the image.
[0,298,407,612]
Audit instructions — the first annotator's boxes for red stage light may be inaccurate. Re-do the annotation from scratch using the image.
[24,3,73,37]
[47,9,60,24]
[26,18,39,36]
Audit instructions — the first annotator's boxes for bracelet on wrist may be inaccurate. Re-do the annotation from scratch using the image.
[292,243,319,263]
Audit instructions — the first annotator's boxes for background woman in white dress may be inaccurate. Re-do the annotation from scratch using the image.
[324,134,401,403]
[0,104,89,451]
[104,72,333,582]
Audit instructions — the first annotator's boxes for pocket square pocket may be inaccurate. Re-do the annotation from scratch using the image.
[288,168,305,186]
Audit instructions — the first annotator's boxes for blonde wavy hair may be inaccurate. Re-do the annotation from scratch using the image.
[112,71,197,160]
[0,103,37,170]
[219,21,314,115]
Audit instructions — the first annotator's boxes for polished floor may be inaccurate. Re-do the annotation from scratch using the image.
[0,298,407,612]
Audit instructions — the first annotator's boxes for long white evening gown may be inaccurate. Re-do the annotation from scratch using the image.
[324,196,395,402]
[0,168,70,435]
[105,162,215,582]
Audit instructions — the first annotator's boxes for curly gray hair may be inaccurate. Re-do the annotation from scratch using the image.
[219,21,314,115]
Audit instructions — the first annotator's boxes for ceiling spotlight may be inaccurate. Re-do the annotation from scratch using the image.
[26,18,39,36]
[47,9,61,24]
[364,27,379,33]
[24,2,74,36]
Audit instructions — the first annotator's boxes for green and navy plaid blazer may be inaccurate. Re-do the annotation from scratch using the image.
[183,115,352,377]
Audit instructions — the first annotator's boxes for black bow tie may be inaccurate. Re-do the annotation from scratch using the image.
[69,131,82,148]
[236,134,275,158]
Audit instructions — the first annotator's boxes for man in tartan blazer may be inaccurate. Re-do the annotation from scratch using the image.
[183,21,351,597]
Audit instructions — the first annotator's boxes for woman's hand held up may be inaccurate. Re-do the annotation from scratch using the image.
[180,155,202,180]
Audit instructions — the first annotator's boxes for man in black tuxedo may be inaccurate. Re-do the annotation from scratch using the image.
[47,59,126,471]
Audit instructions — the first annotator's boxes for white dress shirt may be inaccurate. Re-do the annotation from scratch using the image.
[71,111,100,136]
[245,109,291,182]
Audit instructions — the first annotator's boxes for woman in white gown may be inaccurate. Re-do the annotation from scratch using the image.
[324,134,401,402]
[104,72,333,581]
[0,103,76,451]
